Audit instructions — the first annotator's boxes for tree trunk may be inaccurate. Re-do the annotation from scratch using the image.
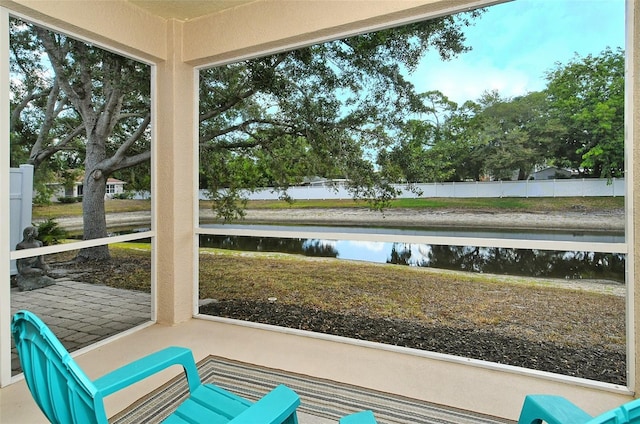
[77,132,110,261]
[518,168,528,180]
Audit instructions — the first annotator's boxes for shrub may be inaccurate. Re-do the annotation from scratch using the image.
[32,183,56,206]
[35,219,68,246]
[58,196,78,203]
[113,191,134,200]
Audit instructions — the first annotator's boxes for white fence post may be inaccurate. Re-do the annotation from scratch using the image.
[10,164,34,275]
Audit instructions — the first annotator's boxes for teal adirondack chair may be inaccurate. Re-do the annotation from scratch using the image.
[12,310,300,424]
[518,394,640,424]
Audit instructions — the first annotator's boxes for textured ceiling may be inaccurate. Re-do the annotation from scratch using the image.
[128,0,256,21]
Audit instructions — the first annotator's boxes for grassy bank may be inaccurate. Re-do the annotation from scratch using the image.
[34,199,152,219]
[69,244,624,350]
[48,242,625,384]
[198,249,624,347]
[33,196,624,219]
[229,196,624,212]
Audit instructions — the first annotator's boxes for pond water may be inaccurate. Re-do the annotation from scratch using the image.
[200,224,625,283]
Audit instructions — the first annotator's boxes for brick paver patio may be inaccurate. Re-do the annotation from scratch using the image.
[10,278,151,374]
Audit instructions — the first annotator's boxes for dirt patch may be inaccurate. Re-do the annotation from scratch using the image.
[47,205,624,233]
[201,207,625,232]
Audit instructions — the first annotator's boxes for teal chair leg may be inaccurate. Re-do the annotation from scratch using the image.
[339,410,377,424]
[518,395,593,424]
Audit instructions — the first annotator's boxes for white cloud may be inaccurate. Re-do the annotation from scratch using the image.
[347,240,385,252]
[414,56,538,105]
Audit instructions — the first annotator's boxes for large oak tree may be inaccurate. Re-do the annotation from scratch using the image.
[10,11,482,259]
[10,18,151,261]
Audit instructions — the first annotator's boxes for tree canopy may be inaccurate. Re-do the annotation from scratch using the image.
[545,47,625,178]
[198,11,483,217]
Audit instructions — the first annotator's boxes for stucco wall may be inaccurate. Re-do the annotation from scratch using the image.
[2,0,166,61]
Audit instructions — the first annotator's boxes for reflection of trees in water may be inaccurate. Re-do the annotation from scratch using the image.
[201,236,624,283]
[408,245,624,282]
[387,243,412,266]
[199,235,338,257]
[200,235,307,254]
[552,251,625,281]
[302,240,339,258]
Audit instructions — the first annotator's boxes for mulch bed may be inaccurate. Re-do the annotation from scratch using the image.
[200,300,626,385]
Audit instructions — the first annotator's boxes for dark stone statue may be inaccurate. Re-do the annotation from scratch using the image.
[15,226,55,291]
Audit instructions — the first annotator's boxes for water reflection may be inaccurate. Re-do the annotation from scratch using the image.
[202,224,624,243]
[199,235,625,283]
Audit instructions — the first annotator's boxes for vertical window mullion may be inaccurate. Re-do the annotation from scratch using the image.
[624,0,636,393]
[1,6,13,388]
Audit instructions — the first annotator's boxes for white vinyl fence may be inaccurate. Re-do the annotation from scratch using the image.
[10,164,34,275]
[199,178,624,201]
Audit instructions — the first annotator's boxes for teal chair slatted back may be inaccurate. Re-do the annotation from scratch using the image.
[12,310,108,424]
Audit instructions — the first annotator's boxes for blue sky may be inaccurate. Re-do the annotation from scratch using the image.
[412,0,626,105]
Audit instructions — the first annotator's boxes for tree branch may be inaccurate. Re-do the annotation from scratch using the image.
[29,124,84,167]
[199,118,300,145]
[199,87,259,122]
[10,88,50,132]
[107,150,151,173]
[73,41,97,115]
[34,27,80,105]
[199,54,288,122]
[102,113,151,173]
[94,56,127,139]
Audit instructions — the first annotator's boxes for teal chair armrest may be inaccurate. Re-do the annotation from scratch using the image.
[518,395,593,424]
[93,346,201,397]
[340,410,377,423]
[229,385,300,424]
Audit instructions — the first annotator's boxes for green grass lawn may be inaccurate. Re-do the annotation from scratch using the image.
[33,196,624,219]
[33,199,152,219]
[238,196,623,211]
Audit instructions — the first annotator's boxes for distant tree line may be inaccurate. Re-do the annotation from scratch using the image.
[377,47,624,183]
